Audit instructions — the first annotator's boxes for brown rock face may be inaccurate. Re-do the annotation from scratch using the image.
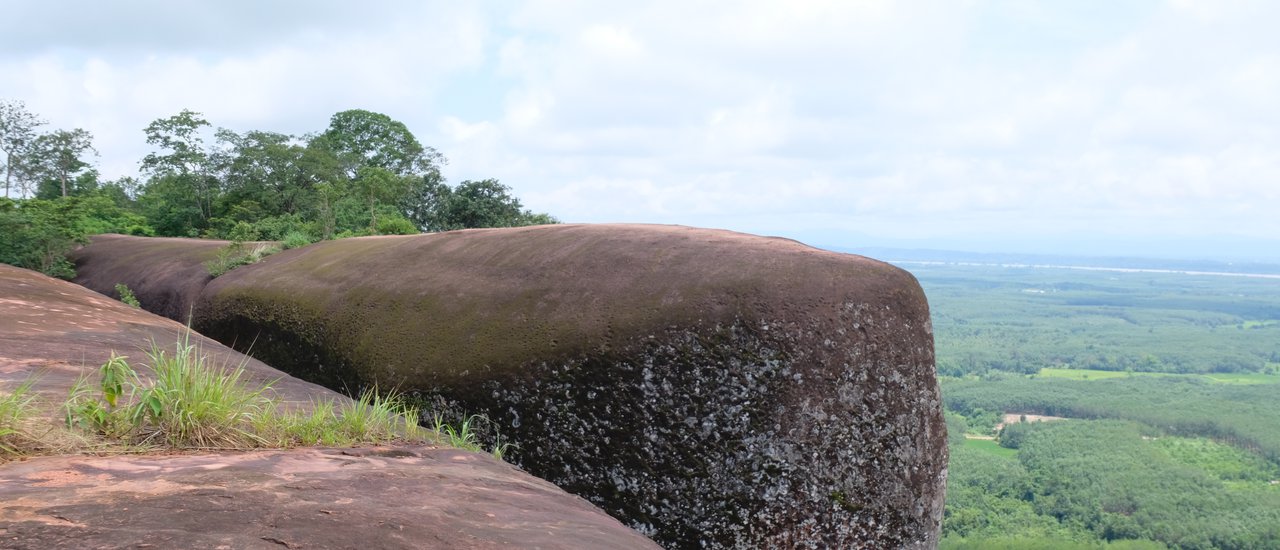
[71,224,948,549]
[0,264,658,550]
[0,263,330,409]
[0,446,658,549]
[69,234,226,322]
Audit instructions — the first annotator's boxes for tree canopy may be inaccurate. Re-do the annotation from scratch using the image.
[0,100,558,278]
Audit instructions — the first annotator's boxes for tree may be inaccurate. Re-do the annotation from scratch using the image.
[216,129,311,215]
[312,109,443,179]
[419,178,559,231]
[140,110,216,224]
[27,129,97,198]
[352,166,411,232]
[0,99,47,198]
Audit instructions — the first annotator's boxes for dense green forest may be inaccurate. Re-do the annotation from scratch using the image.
[912,262,1280,375]
[0,98,555,278]
[913,260,1280,549]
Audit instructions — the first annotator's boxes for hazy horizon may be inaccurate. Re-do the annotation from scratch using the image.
[3,2,1278,262]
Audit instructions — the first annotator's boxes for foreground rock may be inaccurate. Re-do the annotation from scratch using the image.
[0,264,658,549]
[0,446,659,549]
[0,262,327,408]
[73,225,948,549]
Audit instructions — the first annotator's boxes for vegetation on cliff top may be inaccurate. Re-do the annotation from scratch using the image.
[1,334,501,460]
[0,98,557,278]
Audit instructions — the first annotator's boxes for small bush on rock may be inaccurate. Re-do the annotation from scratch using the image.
[114,283,140,308]
[281,231,314,249]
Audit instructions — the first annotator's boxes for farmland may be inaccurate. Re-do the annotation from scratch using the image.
[892,254,1280,549]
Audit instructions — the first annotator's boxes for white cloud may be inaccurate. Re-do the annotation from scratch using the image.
[2,0,1278,258]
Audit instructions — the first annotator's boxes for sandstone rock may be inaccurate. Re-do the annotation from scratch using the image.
[72,225,948,548]
[0,262,328,409]
[0,264,658,550]
[0,446,658,550]
[70,234,226,322]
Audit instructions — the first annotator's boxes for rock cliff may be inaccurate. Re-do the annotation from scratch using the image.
[71,224,948,548]
[0,264,657,549]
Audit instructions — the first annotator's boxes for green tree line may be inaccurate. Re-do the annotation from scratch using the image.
[0,99,557,277]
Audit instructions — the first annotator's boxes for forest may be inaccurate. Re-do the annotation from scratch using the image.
[7,96,1280,548]
[0,98,555,278]
[914,259,1280,549]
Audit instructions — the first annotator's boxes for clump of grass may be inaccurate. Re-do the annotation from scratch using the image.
[335,389,425,443]
[205,241,281,277]
[137,339,275,448]
[432,412,512,460]
[64,334,439,451]
[114,283,140,308]
[66,341,273,449]
[0,377,40,457]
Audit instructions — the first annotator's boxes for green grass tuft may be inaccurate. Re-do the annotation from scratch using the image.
[205,241,281,277]
[61,333,473,454]
[432,412,511,459]
[0,377,40,457]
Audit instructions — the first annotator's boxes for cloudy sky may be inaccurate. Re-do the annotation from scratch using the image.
[3,1,1278,260]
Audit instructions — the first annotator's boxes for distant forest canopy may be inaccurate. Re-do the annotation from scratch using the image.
[0,98,557,277]
[910,263,1280,375]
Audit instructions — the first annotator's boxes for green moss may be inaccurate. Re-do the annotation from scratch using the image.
[193,227,918,389]
[831,490,864,513]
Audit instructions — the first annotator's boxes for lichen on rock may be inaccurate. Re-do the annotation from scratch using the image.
[71,224,948,549]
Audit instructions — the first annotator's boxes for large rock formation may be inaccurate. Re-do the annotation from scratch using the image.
[0,262,324,408]
[0,264,658,549]
[0,446,659,550]
[71,224,948,549]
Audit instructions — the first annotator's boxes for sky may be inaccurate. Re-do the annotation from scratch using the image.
[2,1,1278,261]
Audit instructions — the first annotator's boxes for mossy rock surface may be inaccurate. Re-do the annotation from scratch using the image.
[70,234,226,322]
[70,224,947,549]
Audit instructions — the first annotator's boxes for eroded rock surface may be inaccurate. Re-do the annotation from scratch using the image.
[0,446,658,550]
[72,225,948,549]
[0,264,658,550]
[70,234,227,323]
[0,263,330,409]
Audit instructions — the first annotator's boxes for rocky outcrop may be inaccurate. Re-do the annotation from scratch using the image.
[0,446,659,550]
[0,264,658,549]
[0,262,328,408]
[71,225,948,549]
[70,234,225,322]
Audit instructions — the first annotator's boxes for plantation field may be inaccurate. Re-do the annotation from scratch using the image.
[900,256,1280,550]
[900,260,1280,376]
[1037,367,1280,385]
[961,436,1018,458]
[943,419,1280,549]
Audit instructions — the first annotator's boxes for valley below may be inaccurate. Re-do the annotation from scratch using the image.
[898,253,1280,549]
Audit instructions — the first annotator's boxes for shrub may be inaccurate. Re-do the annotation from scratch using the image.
[226,221,260,243]
[281,231,314,250]
[375,214,418,235]
[114,283,140,308]
[0,198,85,279]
